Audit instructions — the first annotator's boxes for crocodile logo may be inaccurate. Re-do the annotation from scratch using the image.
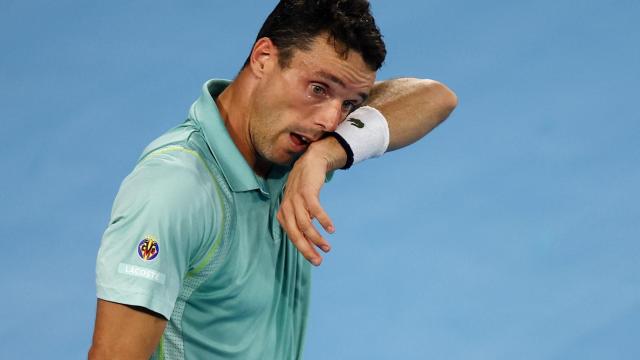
[347,118,365,128]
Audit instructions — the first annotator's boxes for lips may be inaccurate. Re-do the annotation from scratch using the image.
[290,132,311,152]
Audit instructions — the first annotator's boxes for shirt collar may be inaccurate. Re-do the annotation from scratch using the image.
[188,79,271,195]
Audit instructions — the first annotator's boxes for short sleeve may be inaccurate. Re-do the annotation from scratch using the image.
[95,148,220,319]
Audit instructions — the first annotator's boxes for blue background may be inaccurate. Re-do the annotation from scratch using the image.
[1,0,638,358]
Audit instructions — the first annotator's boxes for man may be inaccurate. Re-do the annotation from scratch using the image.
[89,1,457,359]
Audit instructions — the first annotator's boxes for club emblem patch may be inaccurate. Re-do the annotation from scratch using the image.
[137,237,159,261]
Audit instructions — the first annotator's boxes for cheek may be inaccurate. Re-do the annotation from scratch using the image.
[288,94,320,121]
[256,77,315,132]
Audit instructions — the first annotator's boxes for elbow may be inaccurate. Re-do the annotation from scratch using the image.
[438,82,458,112]
[420,79,458,114]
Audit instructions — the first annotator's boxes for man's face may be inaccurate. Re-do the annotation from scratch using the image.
[249,34,376,167]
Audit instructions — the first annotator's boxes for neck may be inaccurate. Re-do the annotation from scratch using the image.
[215,71,271,177]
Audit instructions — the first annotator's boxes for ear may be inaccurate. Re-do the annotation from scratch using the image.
[249,37,278,78]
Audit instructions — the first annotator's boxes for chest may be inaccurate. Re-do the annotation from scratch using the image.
[178,174,311,357]
[195,190,295,314]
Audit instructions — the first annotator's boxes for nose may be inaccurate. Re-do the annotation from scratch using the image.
[315,100,345,132]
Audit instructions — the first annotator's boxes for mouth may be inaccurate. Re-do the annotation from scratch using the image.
[289,132,311,152]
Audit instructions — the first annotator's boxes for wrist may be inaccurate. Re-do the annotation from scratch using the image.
[332,106,389,169]
[305,137,348,172]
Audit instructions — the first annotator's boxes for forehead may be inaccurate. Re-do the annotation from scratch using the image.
[285,35,376,92]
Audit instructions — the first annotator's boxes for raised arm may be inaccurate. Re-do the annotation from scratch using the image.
[277,78,458,265]
[368,78,458,151]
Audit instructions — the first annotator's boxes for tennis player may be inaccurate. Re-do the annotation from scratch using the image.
[89,1,457,359]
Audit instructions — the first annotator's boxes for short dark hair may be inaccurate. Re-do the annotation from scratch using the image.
[244,0,386,71]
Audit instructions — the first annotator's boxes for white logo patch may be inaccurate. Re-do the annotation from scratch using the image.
[118,263,166,284]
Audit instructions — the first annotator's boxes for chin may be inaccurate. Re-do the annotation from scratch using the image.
[266,151,302,167]
[270,156,296,167]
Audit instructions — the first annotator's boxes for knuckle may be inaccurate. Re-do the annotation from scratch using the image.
[302,192,318,202]
[294,194,307,204]
[308,200,322,213]
[281,202,292,211]
[300,222,313,233]
[299,222,316,236]
[304,232,318,243]
[297,215,311,228]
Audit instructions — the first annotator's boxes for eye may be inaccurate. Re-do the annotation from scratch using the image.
[310,84,327,97]
[342,100,357,113]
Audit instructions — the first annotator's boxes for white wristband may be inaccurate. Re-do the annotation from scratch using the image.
[330,106,390,169]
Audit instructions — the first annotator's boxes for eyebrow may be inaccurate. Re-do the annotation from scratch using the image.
[316,70,369,103]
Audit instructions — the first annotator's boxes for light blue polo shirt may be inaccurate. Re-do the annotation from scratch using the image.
[96,80,312,359]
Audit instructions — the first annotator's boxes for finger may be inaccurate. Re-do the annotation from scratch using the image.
[304,194,335,234]
[292,196,331,253]
[277,206,323,266]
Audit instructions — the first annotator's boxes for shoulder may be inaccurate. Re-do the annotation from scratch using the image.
[105,144,226,272]
[117,145,221,214]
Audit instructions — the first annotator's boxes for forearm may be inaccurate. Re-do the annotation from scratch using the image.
[367,77,457,151]
[306,78,458,170]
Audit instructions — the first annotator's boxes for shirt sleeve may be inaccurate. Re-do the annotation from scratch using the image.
[95,148,220,319]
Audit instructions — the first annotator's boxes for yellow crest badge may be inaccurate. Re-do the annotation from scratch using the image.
[137,236,159,261]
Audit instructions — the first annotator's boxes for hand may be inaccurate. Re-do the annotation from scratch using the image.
[277,138,346,266]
